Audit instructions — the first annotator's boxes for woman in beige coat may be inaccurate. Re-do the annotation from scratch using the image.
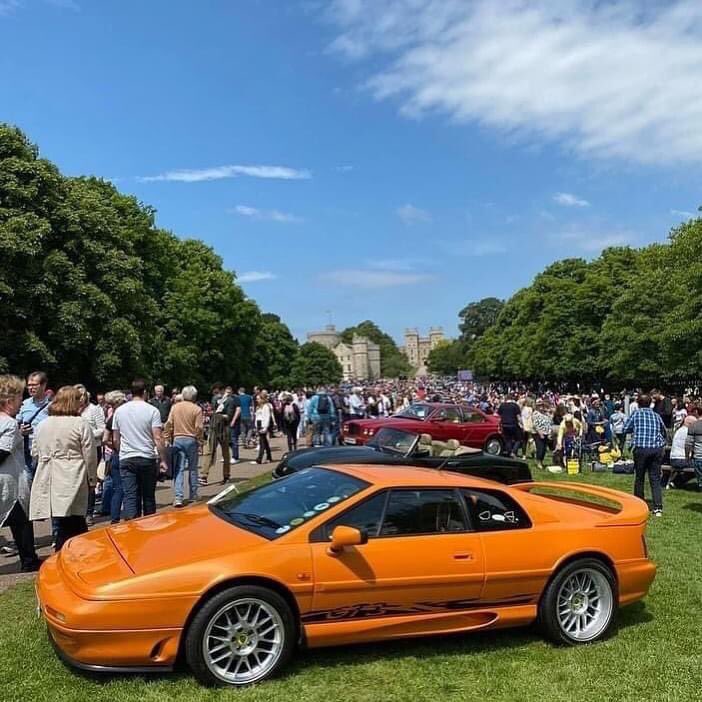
[30,386,97,550]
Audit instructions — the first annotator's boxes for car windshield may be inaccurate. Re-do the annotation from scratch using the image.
[395,403,432,420]
[209,467,369,540]
[367,427,418,456]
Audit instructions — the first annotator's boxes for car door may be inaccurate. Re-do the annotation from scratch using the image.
[427,407,464,441]
[460,408,488,447]
[461,488,547,602]
[308,488,485,622]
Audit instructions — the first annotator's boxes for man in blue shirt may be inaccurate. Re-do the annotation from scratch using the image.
[308,387,334,447]
[622,393,666,516]
[17,371,51,481]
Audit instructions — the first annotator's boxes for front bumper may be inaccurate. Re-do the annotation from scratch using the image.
[36,553,188,670]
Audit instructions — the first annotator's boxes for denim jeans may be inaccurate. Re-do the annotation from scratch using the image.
[633,447,663,511]
[230,423,240,461]
[120,457,158,520]
[694,458,702,488]
[173,437,199,501]
[313,419,334,447]
[102,453,123,522]
[241,418,253,446]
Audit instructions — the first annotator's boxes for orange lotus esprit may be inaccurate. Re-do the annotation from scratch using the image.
[36,465,656,687]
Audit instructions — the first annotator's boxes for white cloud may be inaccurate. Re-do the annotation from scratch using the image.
[237,271,277,283]
[396,203,431,225]
[367,257,418,271]
[553,227,635,252]
[336,164,354,172]
[138,164,311,182]
[321,269,432,288]
[554,192,590,208]
[326,0,702,165]
[231,205,302,223]
[670,208,696,218]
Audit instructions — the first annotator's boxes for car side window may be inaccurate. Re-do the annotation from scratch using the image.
[436,408,461,423]
[380,489,468,536]
[315,491,388,541]
[461,410,484,423]
[461,489,531,531]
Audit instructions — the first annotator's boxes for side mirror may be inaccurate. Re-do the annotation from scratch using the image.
[327,525,368,555]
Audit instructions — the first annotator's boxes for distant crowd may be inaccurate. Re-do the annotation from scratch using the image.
[3,370,702,574]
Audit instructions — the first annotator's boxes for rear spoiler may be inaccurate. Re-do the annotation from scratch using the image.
[512,481,650,526]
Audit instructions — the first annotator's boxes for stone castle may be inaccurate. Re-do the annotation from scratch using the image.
[306,325,381,381]
[400,327,445,372]
[306,324,446,380]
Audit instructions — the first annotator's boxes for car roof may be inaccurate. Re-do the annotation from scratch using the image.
[318,463,506,490]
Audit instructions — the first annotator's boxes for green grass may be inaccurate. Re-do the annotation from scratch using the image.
[2,470,702,702]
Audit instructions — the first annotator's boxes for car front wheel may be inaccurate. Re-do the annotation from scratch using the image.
[538,558,617,645]
[484,436,503,456]
[185,585,296,686]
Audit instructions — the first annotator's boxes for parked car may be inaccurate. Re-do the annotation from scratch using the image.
[343,402,503,455]
[38,464,656,687]
[274,426,531,484]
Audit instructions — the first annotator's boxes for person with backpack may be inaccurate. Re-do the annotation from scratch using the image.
[308,387,334,447]
[281,393,300,451]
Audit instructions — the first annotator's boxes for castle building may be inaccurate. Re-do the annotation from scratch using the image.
[306,325,381,381]
[400,327,445,371]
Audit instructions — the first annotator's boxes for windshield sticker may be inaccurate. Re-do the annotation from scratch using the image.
[478,510,491,521]
[491,514,506,522]
[290,517,305,526]
[207,484,237,505]
[275,525,291,535]
[327,496,341,503]
[314,502,330,511]
[303,510,316,518]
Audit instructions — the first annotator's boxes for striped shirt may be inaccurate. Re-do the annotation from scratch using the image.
[622,408,666,449]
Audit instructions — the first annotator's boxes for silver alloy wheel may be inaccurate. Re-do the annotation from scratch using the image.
[485,438,502,456]
[556,567,613,642]
[202,597,285,685]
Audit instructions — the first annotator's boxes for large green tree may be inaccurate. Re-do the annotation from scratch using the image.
[0,123,269,390]
[426,339,469,375]
[289,342,342,387]
[250,313,299,388]
[340,320,411,377]
[459,297,504,342]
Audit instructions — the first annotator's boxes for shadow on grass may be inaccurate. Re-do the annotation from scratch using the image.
[50,600,654,688]
[682,503,702,514]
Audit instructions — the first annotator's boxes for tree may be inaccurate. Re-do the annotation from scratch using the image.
[459,297,504,342]
[340,320,411,377]
[426,339,469,375]
[289,342,342,387]
[251,313,299,388]
[0,123,269,390]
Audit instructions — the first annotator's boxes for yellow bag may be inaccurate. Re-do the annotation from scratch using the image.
[567,458,580,475]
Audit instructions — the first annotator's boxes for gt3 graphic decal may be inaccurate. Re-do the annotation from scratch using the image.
[301,595,534,623]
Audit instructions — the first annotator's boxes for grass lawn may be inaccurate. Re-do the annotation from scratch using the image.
[2,469,702,702]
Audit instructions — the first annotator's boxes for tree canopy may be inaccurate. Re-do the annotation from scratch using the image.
[0,123,293,390]
[289,342,342,387]
[340,320,411,377]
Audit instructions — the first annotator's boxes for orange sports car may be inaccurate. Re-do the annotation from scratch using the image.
[36,465,656,687]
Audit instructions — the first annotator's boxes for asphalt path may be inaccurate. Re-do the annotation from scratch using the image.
[0,435,288,592]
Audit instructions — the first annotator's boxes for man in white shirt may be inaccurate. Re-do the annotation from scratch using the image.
[349,388,365,418]
[113,379,168,520]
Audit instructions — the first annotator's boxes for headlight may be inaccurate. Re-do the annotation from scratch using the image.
[343,423,350,432]
[368,428,375,436]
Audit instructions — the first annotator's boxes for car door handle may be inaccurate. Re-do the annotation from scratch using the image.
[453,552,474,560]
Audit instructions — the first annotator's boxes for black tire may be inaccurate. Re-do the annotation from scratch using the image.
[185,585,296,687]
[484,436,504,456]
[538,558,617,645]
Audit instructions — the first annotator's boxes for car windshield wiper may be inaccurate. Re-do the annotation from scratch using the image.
[232,512,282,529]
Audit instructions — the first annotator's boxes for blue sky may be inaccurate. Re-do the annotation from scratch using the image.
[2,0,701,343]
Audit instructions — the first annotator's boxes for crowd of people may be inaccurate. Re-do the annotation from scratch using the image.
[2,370,702,574]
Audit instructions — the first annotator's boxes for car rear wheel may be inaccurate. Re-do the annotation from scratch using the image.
[484,436,503,456]
[185,585,296,686]
[538,558,617,645]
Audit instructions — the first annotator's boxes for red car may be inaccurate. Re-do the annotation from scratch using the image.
[343,403,504,455]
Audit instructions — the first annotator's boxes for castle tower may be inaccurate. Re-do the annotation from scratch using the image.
[307,324,340,350]
[352,335,370,380]
[429,326,444,349]
[404,328,420,368]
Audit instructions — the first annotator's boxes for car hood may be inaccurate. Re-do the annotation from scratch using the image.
[106,504,263,575]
